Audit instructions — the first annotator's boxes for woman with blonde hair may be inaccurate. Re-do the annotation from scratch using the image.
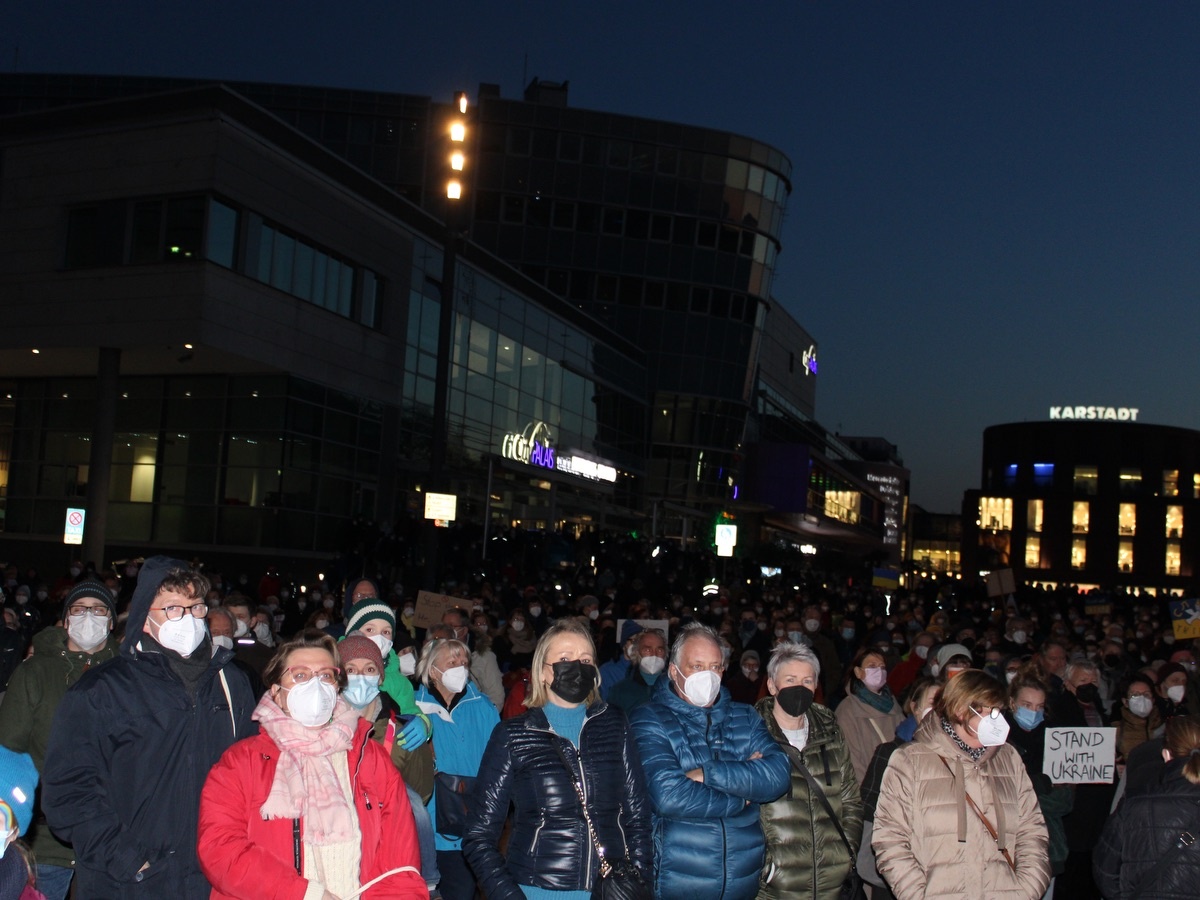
[1094,714,1200,898]
[463,619,652,899]
[873,669,1051,899]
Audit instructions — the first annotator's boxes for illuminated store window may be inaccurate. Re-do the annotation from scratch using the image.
[1027,499,1043,533]
[1166,541,1182,576]
[1163,469,1179,497]
[1194,473,1200,499]
[1024,535,1041,568]
[1071,538,1087,570]
[1166,505,1183,538]
[1117,539,1134,573]
[1074,465,1098,495]
[979,497,1012,530]
[1118,503,1137,535]
[1072,501,1090,534]
[1119,468,1142,496]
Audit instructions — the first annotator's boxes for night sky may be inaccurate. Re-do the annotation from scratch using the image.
[7,2,1200,512]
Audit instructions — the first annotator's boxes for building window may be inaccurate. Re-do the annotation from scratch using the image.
[1119,468,1142,496]
[1117,539,1134,573]
[1033,463,1054,488]
[1166,505,1183,538]
[1166,541,1182,575]
[1163,469,1180,496]
[1024,535,1041,568]
[1071,538,1087,570]
[979,497,1012,530]
[1074,465,1098,495]
[1195,473,1200,499]
[1118,503,1137,535]
[1027,499,1043,533]
[207,200,239,268]
[1073,501,1090,534]
[1004,464,1017,487]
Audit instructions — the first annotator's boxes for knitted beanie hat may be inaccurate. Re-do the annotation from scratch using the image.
[0,747,38,836]
[62,578,117,621]
[344,597,395,636]
[338,634,385,673]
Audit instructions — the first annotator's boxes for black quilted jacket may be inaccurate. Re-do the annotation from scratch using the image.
[1094,759,1200,899]
[462,701,653,900]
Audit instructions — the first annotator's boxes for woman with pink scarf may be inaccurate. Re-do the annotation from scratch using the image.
[198,630,427,899]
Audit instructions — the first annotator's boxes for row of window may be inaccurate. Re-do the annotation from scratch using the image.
[996,463,1200,497]
[983,497,1186,538]
[478,128,790,204]
[63,195,383,330]
[1024,536,1182,576]
[475,193,776,261]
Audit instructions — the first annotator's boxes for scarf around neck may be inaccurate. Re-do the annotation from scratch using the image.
[854,681,897,714]
[253,693,359,845]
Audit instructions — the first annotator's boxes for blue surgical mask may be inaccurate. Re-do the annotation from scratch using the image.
[1014,706,1043,731]
[343,674,381,708]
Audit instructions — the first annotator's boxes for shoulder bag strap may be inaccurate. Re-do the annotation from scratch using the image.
[937,756,1017,872]
[218,669,237,738]
[782,742,854,856]
[1126,797,1200,900]
[551,737,615,876]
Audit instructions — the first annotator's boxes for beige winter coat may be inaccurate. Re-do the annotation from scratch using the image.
[834,690,905,784]
[873,713,1051,900]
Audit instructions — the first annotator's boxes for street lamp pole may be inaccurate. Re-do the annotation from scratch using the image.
[424,91,469,590]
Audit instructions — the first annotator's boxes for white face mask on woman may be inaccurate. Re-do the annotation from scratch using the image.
[281,677,338,727]
[438,665,469,694]
[970,707,1010,746]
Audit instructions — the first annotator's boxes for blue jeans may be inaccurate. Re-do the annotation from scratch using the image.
[35,863,73,900]
[407,785,440,888]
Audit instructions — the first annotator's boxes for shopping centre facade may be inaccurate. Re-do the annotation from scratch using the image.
[0,74,903,571]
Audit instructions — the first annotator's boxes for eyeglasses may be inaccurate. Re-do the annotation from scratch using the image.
[680,662,726,674]
[68,604,111,618]
[283,666,340,685]
[151,602,209,621]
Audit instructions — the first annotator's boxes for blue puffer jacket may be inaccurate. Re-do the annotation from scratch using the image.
[630,676,790,900]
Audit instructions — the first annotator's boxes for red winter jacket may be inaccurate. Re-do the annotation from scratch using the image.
[197,718,426,899]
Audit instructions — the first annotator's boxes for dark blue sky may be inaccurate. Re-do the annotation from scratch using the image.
[8,2,1200,511]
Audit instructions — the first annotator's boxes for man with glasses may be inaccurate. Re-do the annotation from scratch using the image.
[42,555,256,900]
[631,622,789,900]
[0,578,120,900]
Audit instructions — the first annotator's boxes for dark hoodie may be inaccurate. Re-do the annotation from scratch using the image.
[42,555,258,900]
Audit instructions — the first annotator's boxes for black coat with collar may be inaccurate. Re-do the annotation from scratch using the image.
[1094,759,1200,899]
[462,700,653,900]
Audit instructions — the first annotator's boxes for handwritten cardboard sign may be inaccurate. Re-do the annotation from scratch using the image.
[1043,727,1116,784]
[412,590,466,629]
[1169,598,1200,640]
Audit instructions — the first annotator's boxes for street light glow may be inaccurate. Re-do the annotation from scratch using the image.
[447,179,462,199]
[450,151,464,171]
[450,122,465,142]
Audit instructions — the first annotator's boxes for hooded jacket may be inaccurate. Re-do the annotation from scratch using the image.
[41,555,258,899]
[1093,758,1200,899]
[462,701,653,899]
[629,676,790,900]
[755,697,862,899]
[197,717,425,900]
[0,624,119,868]
[872,713,1051,900]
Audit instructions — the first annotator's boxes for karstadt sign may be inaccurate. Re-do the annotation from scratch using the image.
[1049,406,1139,421]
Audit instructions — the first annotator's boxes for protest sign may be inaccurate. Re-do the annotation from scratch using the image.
[1043,726,1116,784]
[1168,598,1200,640]
[413,590,464,629]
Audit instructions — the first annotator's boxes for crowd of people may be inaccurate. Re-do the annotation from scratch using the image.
[0,538,1197,898]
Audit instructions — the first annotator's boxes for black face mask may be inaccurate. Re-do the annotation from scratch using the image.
[775,685,815,718]
[1103,654,1121,669]
[549,660,597,704]
[1075,684,1100,705]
